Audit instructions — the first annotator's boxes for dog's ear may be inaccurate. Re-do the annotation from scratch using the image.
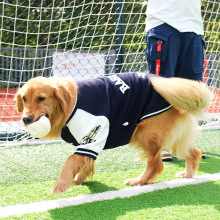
[15,90,24,113]
[53,79,77,115]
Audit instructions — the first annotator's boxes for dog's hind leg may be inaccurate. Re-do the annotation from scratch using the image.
[125,116,166,185]
[168,112,202,179]
[125,108,179,186]
[176,147,201,178]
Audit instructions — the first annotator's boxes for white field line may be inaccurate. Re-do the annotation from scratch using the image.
[0,172,220,218]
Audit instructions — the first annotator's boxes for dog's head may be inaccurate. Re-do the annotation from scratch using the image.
[15,76,77,138]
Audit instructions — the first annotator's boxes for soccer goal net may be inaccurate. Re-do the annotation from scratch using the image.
[0,0,219,153]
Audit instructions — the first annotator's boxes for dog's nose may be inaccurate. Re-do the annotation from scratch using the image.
[22,115,33,125]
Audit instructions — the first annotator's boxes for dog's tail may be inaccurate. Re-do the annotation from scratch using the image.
[150,76,211,114]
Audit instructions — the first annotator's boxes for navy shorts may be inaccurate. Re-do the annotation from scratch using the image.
[145,24,205,81]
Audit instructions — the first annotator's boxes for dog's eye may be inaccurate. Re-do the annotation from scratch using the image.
[22,96,26,102]
[37,97,45,103]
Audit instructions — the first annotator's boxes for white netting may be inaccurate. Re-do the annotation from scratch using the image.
[0,0,219,153]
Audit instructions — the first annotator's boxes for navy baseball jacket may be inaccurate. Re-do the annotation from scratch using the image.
[61,72,172,159]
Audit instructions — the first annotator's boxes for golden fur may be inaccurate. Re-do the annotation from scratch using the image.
[15,75,211,194]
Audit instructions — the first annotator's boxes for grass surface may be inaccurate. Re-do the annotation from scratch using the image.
[1,180,220,220]
[0,131,220,219]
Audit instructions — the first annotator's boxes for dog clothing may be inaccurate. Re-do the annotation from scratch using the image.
[61,72,172,159]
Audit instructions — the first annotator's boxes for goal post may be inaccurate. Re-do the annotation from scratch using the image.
[0,0,219,153]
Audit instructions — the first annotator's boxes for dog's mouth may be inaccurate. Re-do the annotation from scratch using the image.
[35,113,49,122]
[22,113,49,125]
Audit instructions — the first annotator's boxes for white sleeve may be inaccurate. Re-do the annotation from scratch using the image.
[66,109,109,159]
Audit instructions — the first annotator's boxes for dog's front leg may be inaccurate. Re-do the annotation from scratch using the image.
[51,154,86,194]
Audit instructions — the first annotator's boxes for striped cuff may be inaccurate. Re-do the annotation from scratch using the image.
[74,148,98,160]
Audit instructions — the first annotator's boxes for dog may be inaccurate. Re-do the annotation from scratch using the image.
[15,72,211,194]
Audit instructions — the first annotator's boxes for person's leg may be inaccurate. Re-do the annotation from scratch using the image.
[173,33,206,158]
[177,33,204,81]
[145,23,181,77]
[145,24,182,161]
[145,28,206,161]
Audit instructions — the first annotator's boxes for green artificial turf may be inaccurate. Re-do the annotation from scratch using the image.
[0,143,219,207]
[2,180,220,220]
[0,130,219,219]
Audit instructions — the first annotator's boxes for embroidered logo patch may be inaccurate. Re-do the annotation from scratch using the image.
[81,125,101,145]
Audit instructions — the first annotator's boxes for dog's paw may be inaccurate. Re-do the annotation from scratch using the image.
[51,181,70,194]
[124,178,145,186]
[176,171,193,178]
[72,173,87,185]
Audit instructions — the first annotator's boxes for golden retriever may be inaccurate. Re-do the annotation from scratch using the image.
[15,73,210,194]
